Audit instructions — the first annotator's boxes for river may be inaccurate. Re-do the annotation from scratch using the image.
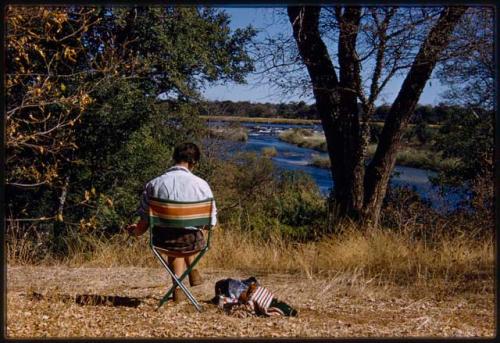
[210,121,463,210]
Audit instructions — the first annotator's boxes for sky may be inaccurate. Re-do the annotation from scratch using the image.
[202,7,446,106]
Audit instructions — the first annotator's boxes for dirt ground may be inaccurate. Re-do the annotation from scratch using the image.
[6,265,495,338]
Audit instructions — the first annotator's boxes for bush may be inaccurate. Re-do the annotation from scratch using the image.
[204,151,327,241]
[261,146,278,158]
[279,128,327,152]
[208,125,248,141]
[309,154,330,169]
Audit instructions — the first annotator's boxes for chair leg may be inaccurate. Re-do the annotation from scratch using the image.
[152,246,203,312]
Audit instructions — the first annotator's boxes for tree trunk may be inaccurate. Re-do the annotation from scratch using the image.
[336,7,365,219]
[287,6,366,220]
[53,176,70,254]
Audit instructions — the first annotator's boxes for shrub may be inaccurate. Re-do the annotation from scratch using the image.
[261,146,278,158]
[279,128,327,152]
[204,151,327,241]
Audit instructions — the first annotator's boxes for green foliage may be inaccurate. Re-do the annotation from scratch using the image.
[98,7,255,98]
[202,100,465,124]
[274,171,327,239]
[261,146,278,158]
[207,152,327,241]
[6,7,256,255]
[432,108,493,187]
[279,128,327,152]
[405,119,435,145]
[66,78,207,234]
[201,100,317,119]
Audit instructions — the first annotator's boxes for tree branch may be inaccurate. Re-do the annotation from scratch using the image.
[363,6,468,218]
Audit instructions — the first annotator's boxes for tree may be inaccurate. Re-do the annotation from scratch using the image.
[6,7,108,226]
[432,7,493,192]
[6,6,255,233]
[284,6,468,226]
[432,8,493,226]
[436,8,494,110]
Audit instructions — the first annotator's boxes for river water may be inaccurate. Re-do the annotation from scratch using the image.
[211,121,462,210]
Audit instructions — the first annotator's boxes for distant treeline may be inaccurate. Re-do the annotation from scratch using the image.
[201,100,474,124]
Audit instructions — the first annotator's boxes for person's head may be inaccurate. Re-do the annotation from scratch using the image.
[173,142,201,170]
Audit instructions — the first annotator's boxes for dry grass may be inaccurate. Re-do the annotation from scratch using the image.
[6,265,494,338]
[261,146,278,158]
[208,126,248,141]
[5,221,54,265]
[8,224,493,288]
[6,224,494,338]
[279,128,327,152]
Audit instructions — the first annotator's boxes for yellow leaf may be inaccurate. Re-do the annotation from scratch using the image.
[35,46,46,59]
[63,46,77,63]
[81,94,92,106]
[56,213,63,222]
[60,83,66,92]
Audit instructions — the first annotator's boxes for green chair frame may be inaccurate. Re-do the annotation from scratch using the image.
[148,197,214,312]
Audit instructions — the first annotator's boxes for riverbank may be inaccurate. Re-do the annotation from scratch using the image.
[208,126,248,141]
[310,147,459,172]
[279,128,328,152]
[202,115,442,129]
[202,115,321,125]
[279,128,458,172]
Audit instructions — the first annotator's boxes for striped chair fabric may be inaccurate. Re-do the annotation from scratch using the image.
[148,197,213,229]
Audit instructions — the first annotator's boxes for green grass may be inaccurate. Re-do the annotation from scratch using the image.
[393,147,460,171]
[279,128,459,171]
[309,146,460,171]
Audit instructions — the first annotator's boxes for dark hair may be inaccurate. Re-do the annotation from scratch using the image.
[173,142,201,165]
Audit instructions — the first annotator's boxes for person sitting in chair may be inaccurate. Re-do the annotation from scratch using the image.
[126,142,217,302]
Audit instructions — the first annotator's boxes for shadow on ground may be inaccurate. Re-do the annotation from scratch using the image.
[28,291,144,308]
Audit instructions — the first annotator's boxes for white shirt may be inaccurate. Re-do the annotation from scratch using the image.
[137,165,217,226]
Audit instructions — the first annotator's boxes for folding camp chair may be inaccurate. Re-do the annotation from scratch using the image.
[148,197,214,312]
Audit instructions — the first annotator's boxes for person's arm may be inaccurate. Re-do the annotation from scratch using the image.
[205,182,217,228]
[126,181,151,236]
[125,218,148,237]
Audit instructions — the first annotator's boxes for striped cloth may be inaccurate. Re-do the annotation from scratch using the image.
[248,286,274,313]
[148,197,213,228]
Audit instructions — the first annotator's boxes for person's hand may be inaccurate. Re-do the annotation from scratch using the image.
[125,223,137,237]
